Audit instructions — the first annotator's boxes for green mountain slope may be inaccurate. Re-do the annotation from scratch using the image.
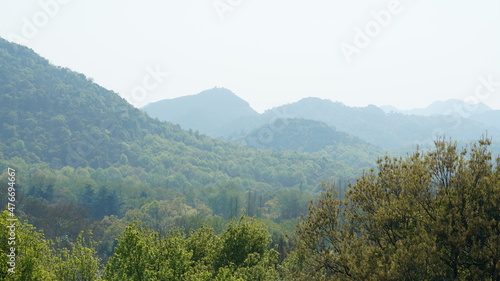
[0,37,171,168]
[0,37,347,192]
[244,118,366,152]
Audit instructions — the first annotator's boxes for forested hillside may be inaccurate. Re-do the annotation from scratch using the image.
[0,37,350,277]
[243,118,364,153]
[1,37,499,280]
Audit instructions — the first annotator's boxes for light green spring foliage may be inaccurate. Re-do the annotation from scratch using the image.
[104,222,193,281]
[54,233,102,281]
[1,214,279,280]
[104,216,279,280]
[0,211,55,281]
[3,138,499,280]
[287,138,500,281]
[0,211,102,281]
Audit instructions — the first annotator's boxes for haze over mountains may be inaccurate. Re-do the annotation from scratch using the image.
[142,89,500,151]
[380,99,492,117]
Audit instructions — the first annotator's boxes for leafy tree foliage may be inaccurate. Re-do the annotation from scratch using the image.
[104,217,279,280]
[53,233,101,281]
[0,211,55,280]
[288,138,500,280]
[214,216,272,270]
[0,211,282,280]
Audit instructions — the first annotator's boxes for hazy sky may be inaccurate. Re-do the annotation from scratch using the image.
[1,0,499,112]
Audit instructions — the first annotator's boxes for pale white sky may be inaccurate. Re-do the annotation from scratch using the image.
[1,0,499,112]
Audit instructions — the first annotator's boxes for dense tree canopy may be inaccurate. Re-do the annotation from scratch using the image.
[2,139,499,280]
[287,138,500,280]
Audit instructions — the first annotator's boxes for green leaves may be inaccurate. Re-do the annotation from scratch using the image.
[291,138,500,280]
[215,216,271,270]
[103,217,278,280]
[54,233,101,281]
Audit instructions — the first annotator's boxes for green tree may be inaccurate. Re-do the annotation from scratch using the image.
[53,232,101,281]
[104,222,194,281]
[214,216,272,271]
[104,222,158,281]
[187,226,217,268]
[0,211,56,280]
[289,138,500,280]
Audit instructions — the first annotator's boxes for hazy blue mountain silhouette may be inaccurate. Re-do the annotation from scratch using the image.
[142,88,259,137]
[144,93,500,150]
[381,99,492,116]
[470,110,500,130]
[270,97,499,149]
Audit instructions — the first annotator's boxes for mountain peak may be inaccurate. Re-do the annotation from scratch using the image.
[199,87,236,97]
[142,88,258,136]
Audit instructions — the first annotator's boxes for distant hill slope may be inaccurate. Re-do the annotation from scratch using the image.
[242,118,381,172]
[243,118,368,153]
[0,37,183,168]
[144,91,500,151]
[142,88,259,137]
[470,110,500,130]
[269,97,500,149]
[381,99,492,116]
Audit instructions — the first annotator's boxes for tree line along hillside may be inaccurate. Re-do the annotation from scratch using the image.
[1,139,499,280]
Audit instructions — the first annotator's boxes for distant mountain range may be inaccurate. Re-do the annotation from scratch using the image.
[142,90,500,152]
[380,99,492,117]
